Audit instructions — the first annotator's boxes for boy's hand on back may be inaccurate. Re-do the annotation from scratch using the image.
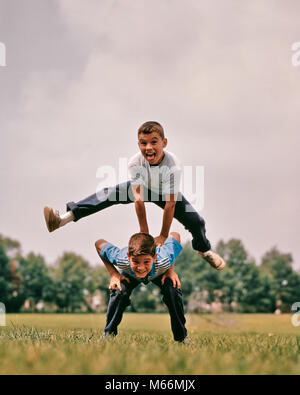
[161,268,181,289]
[109,273,130,291]
[154,235,167,247]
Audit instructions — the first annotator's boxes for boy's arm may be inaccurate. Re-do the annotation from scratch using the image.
[161,232,181,288]
[95,239,129,291]
[102,259,130,291]
[131,184,149,234]
[155,193,177,246]
[161,260,181,288]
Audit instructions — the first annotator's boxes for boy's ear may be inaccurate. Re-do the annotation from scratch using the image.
[163,138,167,148]
[153,253,157,262]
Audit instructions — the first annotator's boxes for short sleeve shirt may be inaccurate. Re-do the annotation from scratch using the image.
[128,150,181,195]
[99,237,183,284]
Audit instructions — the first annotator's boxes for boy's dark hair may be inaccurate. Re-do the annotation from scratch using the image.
[128,233,156,257]
[138,121,165,140]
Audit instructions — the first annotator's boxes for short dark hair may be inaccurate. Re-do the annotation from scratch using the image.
[138,121,165,140]
[128,233,156,257]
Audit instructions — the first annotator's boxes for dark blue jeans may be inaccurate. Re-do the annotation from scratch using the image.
[104,275,187,342]
[66,181,211,252]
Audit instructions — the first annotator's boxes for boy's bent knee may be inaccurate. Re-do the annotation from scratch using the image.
[189,215,206,232]
[112,280,131,296]
[162,278,177,292]
[110,286,131,306]
[162,280,182,302]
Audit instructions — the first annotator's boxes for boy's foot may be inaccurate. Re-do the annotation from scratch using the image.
[198,250,226,271]
[44,206,61,232]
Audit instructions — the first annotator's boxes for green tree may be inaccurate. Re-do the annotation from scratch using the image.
[175,242,226,306]
[54,252,92,312]
[18,253,54,311]
[0,244,12,306]
[0,241,25,312]
[260,247,300,312]
[89,265,111,306]
[131,283,162,313]
[217,239,274,312]
[177,239,275,313]
[174,242,203,306]
[0,234,21,259]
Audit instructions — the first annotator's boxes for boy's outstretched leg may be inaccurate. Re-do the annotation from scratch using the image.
[44,181,132,232]
[153,193,226,270]
[175,202,226,270]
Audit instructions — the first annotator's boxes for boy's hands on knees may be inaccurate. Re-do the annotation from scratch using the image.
[161,268,181,289]
[109,273,130,291]
[154,235,167,247]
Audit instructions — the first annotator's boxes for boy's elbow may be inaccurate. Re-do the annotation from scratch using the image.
[95,239,107,253]
[95,240,101,252]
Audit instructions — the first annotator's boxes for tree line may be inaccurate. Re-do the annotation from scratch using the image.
[0,233,299,313]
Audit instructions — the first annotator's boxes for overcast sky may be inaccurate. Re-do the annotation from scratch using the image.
[1,0,299,270]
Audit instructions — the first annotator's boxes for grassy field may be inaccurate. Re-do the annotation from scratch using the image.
[0,313,300,375]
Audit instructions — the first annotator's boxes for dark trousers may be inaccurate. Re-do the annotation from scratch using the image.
[104,276,187,342]
[67,181,211,252]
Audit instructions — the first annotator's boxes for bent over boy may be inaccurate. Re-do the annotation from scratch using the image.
[95,232,190,343]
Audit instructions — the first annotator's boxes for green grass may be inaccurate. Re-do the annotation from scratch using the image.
[0,313,300,374]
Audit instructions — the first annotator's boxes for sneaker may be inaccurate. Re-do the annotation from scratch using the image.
[44,206,61,232]
[198,250,226,271]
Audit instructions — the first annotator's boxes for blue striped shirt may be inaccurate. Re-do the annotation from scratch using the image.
[99,237,182,284]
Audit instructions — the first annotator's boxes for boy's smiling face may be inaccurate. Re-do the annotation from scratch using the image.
[127,253,157,278]
[138,132,167,165]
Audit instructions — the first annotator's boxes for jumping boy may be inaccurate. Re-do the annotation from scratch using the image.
[95,231,190,343]
[44,121,226,271]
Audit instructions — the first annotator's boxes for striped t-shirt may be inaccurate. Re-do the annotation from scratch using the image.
[99,237,182,284]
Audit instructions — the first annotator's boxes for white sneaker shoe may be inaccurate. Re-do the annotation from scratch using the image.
[198,250,226,271]
[44,206,61,232]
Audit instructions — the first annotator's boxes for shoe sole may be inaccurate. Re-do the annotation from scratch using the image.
[200,252,226,271]
[214,260,226,271]
[44,206,52,232]
[44,206,60,233]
